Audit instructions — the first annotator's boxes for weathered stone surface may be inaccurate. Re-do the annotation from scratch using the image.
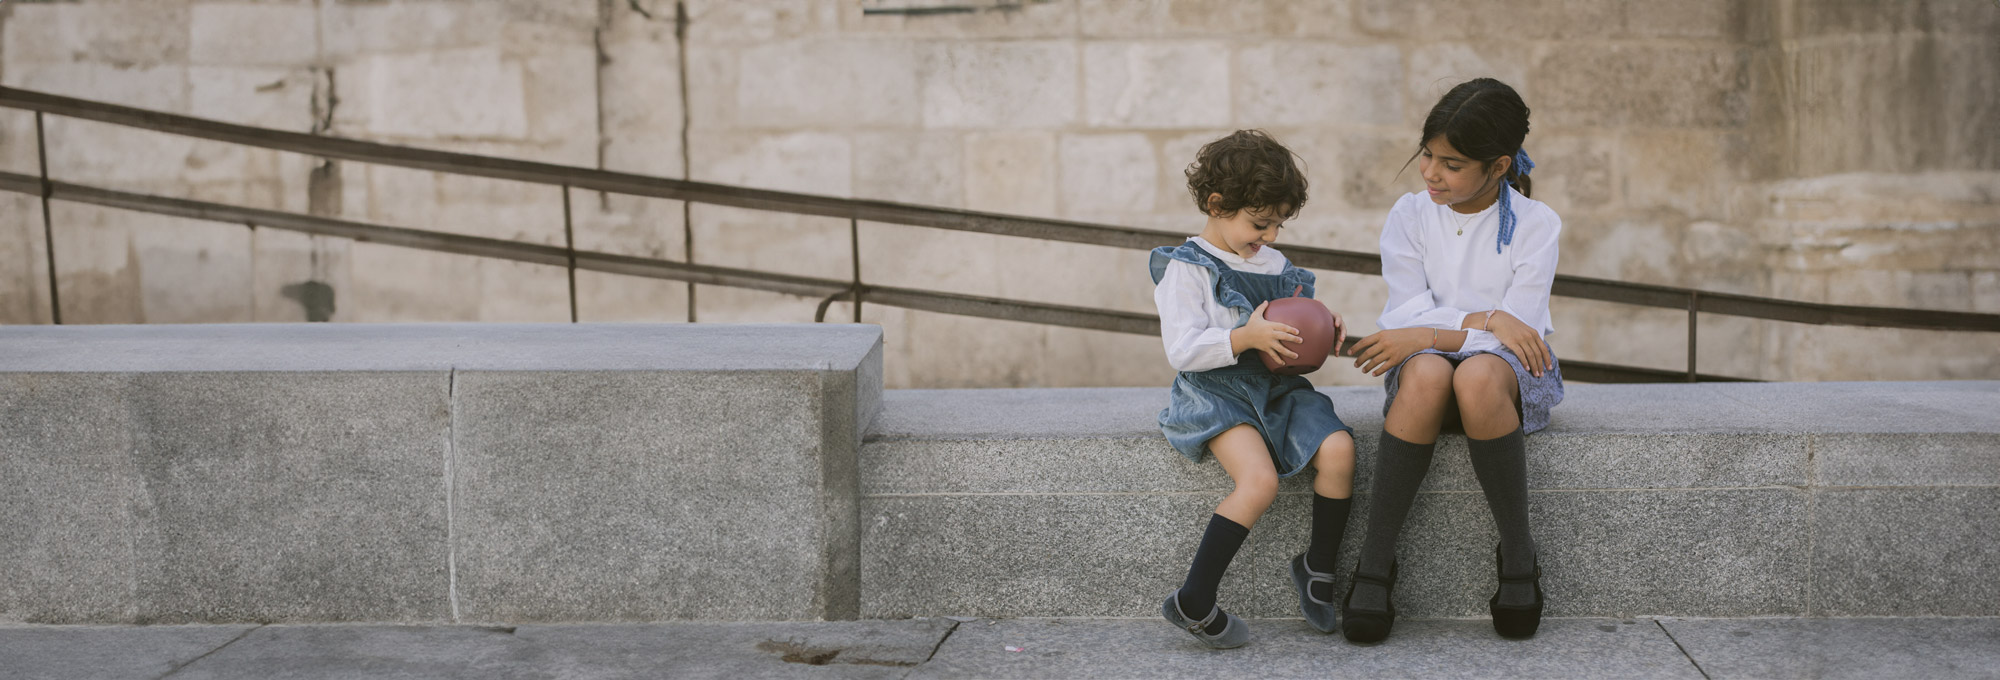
[922,41,1077,129]
[853,131,962,207]
[916,618,1700,679]
[1,1,190,66]
[1059,133,1157,216]
[0,624,256,680]
[1812,487,2000,616]
[1082,42,1231,129]
[1535,45,1751,128]
[1236,44,1403,127]
[734,40,919,128]
[962,131,1057,217]
[1660,618,2000,680]
[189,4,318,67]
[342,49,531,140]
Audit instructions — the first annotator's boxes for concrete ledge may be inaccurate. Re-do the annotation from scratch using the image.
[860,382,2000,619]
[0,323,882,624]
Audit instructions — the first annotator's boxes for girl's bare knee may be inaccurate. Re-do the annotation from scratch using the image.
[1314,431,1356,469]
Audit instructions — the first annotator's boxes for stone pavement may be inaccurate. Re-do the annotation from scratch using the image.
[3,617,1997,679]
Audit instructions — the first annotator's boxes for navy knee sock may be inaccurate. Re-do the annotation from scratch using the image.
[1350,431,1435,611]
[1306,494,1352,601]
[1469,427,1538,606]
[1177,513,1249,634]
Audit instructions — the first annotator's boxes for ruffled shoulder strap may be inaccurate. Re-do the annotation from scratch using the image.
[1278,262,1318,300]
[1149,242,1255,324]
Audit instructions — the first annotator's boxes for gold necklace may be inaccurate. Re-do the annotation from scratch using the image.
[1450,207,1481,236]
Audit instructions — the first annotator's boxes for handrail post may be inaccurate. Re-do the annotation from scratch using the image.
[561,184,578,323]
[1687,291,1699,382]
[35,111,62,325]
[849,218,861,323]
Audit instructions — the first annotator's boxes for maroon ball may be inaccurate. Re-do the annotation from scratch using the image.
[1260,296,1336,375]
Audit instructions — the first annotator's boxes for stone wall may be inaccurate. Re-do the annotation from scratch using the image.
[1,0,1995,386]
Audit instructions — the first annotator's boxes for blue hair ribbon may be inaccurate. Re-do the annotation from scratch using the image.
[1495,148,1534,253]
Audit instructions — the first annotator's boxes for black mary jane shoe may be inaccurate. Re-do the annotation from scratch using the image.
[1489,544,1545,639]
[1340,561,1398,643]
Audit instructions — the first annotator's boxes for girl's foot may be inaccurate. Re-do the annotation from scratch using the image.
[1289,553,1341,633]
[1162,589,1250,649]
[1489,544,1545,639]
[1341,562,1398,643]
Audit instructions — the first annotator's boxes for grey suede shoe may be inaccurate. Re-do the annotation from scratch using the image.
[1161,590,1250,649]
[1290,553,1342,634]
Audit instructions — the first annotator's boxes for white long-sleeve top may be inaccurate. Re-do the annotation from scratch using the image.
[1376,188,1561,354]
[1154,236,1291,372]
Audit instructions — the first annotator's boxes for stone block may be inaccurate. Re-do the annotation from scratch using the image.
[343,49,530,140]
[474,259,572,323]
[1404,42,1535,122]
[1621,0,1742,39]
[921,42,1078,129]
[1059,133,1157,217]
[692,131,852,195]
[684,0,834,45]
[861,487,1807,619]
[0,624,256,679]
[432,173,567,245]
[1525,132,1617,215]
[0,367,455,624]
[6,62,189,116]
[1083,42,1230,129]
[1157,129,1234,212]
[1039,326,1179,388]
[573,270,690,323]
[916,618,1699,680]
[598,23,685,178]
[1659,618,2000,680]
[0,373,143,623]
[836,0,1077,39]
[0,193,52,326]
[1356,0,1619,40]
[853,131,962,207]
[1235,44,1403,127]
[734,41,920,128]
[688,204,852,280]
[1,1,189,66]
[247,229,348,323]
[853,222,1003,295]
[1079,0,1275,37]
[1812,487,2000,616]
[449,327,880,621]
[189,3,318,67]
[44,203,145,325]
[319,2,511,58]
[1534,45,1749,129]
[520,45,600,147]
[342,243,484,322]
[188,66,316,131]
[129,215,256,324]
[962,131,1056,217]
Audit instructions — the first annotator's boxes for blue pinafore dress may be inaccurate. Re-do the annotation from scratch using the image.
[1149,242,1354,477]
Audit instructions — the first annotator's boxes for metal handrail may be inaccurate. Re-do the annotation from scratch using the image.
[5,85,1996,382]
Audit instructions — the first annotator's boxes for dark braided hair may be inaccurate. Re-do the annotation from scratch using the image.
[1185,129,1308,219]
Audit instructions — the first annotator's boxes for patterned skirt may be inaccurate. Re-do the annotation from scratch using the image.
[1382,346,1565,434]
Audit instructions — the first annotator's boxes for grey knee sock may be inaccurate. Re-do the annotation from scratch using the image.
[1469,427,1538,606]
[1350,431,1434,611]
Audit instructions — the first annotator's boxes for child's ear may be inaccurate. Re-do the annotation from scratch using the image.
[1205,193,1224,216]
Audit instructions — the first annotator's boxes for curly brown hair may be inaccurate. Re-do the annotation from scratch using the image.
[1184,129,1308,219]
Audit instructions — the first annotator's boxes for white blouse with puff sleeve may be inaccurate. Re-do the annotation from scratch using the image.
[1154,236,1291,373]
[1376,187,1561,354]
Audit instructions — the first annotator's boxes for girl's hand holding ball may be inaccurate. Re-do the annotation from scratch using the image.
[1242,301,1302,363]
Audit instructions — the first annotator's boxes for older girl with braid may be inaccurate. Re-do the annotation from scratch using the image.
[1344,78,1562,643]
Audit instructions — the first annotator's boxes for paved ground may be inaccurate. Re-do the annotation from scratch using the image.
[3,617,1996,679]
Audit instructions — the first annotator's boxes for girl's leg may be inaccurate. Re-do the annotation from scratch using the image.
[1350,354,1454,612]
[1176,424,1280,631]
[1304,430,1356,600]
[1454,354,1538,606]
